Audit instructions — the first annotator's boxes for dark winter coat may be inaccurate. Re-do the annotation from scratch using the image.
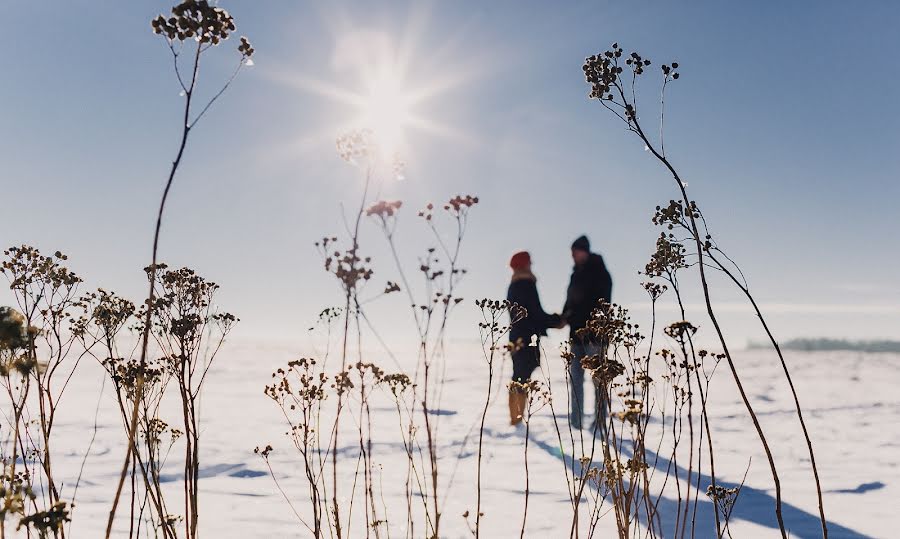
[507,275,560,345]
[563,253,613,340]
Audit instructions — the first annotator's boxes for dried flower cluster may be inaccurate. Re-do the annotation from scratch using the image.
[237,36,255,58]
[17,501,71,536]
[578,301,643,351]
[583,44,626,101]
[477,299,526,336]
[366,200,403,219]
[644,233,688,278]
[664,320,699,342]
[443,195,479,215]
[652,200,699,230]
[0,307,30,354]
[1,245,81,291]
[381,372,413,397]
[336,129,376,165]
[319,241,374,292]
[613,398,644,425]
[152,0,236,46]
[707,484,741,520]
[641,281,668,301]
[661,62,680,81]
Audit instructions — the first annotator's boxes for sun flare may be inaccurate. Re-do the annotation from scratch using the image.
[358,63,416,161]
[271,18,475,171]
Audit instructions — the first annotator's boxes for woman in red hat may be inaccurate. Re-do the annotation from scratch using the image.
[506,251,561,425]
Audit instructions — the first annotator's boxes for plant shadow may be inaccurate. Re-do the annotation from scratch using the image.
[530,433,871,538]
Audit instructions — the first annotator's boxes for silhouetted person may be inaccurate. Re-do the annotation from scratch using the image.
[506,251,561,426]
[562,235,612,431]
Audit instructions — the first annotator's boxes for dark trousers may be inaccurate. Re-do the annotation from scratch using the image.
[511,346,540,385]
[569,340,608,432]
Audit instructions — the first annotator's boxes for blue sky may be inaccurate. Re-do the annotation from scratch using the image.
[2,1,898,348]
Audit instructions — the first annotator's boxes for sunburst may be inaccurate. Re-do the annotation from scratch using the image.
[268,7,475,171]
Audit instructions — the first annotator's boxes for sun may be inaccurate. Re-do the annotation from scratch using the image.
[357,62,416,162]
[269,15,476,172]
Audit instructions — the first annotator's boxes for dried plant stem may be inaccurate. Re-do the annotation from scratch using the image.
[628,112,787,537]
[68,376,107,537]
[2,376,31,539]
[707,249,827,538]
[474,350,493,538]
[518,385,545,539]
[670,286,722,538]
[106,44,200,539]
[690,351,722,538]
[261,455,316,534]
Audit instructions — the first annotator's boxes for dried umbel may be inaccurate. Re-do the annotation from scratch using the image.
[0,306,28,352]
[0,471,37,525]
[265,358,329,405]
[2,247,84,381]
[644,233,688,278]
[443,195,479,216]
[336,128,377,166]
[353,361,385,385]
[254,444,274,458]
[152,0,236,47]
[653,199,716,253]
[1,245,81,291]
[477,298,526,336]
[652,199,700,230]
[508,380,534,395]
[583,44,625,101]
[417,202,435,221]
[707,484,741,518]
[152,264,215,309]
[581,354,625,385]
[664,320,699,342]
[147,264,238,352]
[237,36,255,58]
[16,500,70,536]
[641,281,668,301]
[583,43,680,123]
[72,289,136,340]
[614,398,644,425]
[380,372,412,397]
[577,301,642,350]
[660,62,681,81]
[264,358,331,457]
[318,239,374,292]
[509,379,551,404]
[418,248,446,284]
[143,418,183,449]
[104,357,166,401]
[0,354,37,378]
[697,349,726,363]
[366,200,403,219]
[383,281,401,294]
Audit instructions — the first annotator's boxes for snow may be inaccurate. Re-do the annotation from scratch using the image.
[15,341,899,538]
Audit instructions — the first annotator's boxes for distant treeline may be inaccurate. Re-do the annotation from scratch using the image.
[749,338,900,353]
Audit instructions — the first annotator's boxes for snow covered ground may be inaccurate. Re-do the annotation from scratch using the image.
[25,342,900,538]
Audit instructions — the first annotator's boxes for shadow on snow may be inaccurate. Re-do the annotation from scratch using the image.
[528,432,871,539]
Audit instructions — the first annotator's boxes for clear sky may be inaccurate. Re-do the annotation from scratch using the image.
[2,1,898,350]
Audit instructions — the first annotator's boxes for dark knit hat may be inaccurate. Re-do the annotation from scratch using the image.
[571,235,590,252]
[509,251,531,270]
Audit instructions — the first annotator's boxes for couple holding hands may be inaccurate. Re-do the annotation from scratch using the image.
[506,235,613,431]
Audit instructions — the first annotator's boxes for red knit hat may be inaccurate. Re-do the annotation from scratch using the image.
[509,251,531,270]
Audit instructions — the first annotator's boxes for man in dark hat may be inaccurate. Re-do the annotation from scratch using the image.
[562,235,613,431]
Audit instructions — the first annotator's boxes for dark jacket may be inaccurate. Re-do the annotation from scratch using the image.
[563,253,613,340]
[507,276,560,344]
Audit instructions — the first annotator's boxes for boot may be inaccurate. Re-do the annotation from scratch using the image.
[509,391,524,425]
[516,391,528,423]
